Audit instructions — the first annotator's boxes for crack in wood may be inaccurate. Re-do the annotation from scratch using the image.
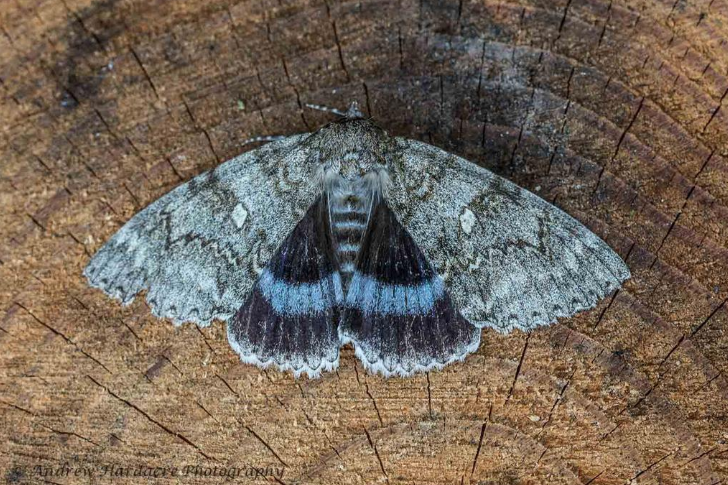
[16,302,112,374]
[182,99,222,164]
[215,373,239,398]
[651,184,696,270]
[364,427,389,483]
[505,332,530,405]
[584,470,604,484]
[365,381,384,426]
[658,334,685,369]
[681,447,715,467]
[196,401,220,425]
[86,375,214,460]
[702,86,727,132]
[66,232,92,258]
[597,0,613,48]
[592,97,645,201]
[244,424,289,467]
[425,371,433,418]
[397,26,404,69]
[626,451,673,483]
[363,82,373,117]
[59,0,104,49]
[554,0,574,45]
[594,288,620,329]
[537,369,575,439]
[325,3,350,82]
[129,46,160,101]
[280,56,312,131]
[0,398,100,447]
[195,325,216,354]
[470,402,492,476]
[690,298,727,338]
[599,422,621,443]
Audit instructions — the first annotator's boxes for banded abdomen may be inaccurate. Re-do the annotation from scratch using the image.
[329,192,370,291]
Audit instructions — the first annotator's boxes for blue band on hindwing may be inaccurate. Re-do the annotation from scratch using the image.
[258,269,343,315]
[345,271,445,316]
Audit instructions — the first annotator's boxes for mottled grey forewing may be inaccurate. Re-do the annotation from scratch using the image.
[84,134,317,327]
[339,199,481,377]
[386,138,630,332]
[227,196,342,378]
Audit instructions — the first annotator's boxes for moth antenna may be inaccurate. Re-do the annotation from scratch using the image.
[304,102,365,119]
[240,135,287,147]
[304,103,346,117]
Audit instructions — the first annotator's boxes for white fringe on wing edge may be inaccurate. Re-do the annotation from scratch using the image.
[338,329,482,378]
[226,323,339,379]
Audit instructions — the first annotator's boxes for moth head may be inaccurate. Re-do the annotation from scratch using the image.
[310,116,392,182]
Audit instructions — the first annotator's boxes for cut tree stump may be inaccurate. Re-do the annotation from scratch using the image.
[1,0,728,484]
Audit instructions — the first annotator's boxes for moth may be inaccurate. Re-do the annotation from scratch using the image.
[85,103,630,378]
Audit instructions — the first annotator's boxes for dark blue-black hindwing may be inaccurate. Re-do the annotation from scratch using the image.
[339,200,480,376]
[227,196,342,378]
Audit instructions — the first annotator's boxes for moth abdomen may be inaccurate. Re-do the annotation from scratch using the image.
[327,176,375,291]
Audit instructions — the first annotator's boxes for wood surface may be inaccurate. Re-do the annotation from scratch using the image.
[1,0,728,483]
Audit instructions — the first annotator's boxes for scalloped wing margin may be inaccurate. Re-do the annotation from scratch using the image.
[84,134,316,327]
[386,139,630,333]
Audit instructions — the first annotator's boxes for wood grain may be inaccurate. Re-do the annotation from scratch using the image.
[1,0,727,483]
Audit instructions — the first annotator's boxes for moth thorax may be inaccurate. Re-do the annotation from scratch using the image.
[328,179,373,291]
